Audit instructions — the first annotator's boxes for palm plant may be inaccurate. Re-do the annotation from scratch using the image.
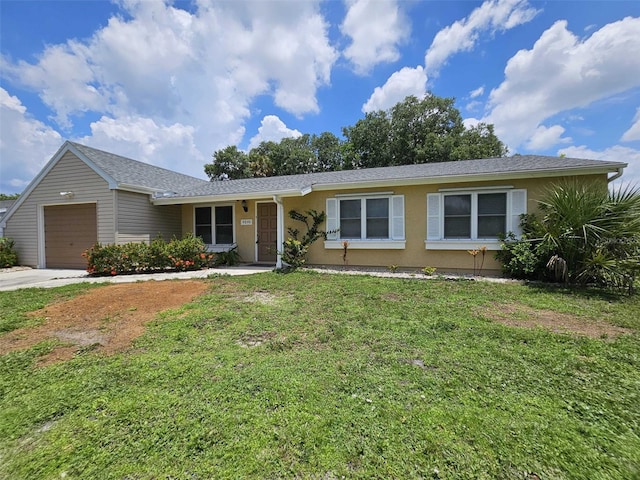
[537,180,640,292]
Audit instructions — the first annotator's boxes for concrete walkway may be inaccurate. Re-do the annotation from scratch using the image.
[0,265,273,292]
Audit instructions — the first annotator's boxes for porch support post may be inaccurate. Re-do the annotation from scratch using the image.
[273,195,284,269]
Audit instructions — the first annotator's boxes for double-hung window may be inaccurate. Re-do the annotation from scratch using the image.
[325,195,405,249]
[195,205,234,245]
[426,189,526,250]
[339,198,390,239]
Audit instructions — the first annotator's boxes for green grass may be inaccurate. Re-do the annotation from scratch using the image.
[1,272,639,479]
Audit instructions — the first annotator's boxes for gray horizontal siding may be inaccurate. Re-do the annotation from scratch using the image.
[4,152,115,267]
[116,190,182,244]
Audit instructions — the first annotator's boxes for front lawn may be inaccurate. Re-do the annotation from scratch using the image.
[1,272,639,479]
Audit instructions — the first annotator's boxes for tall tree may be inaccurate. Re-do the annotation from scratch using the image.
[205,146,248,180]
[342,110,392,169]
[311,132,343,171]
[452,123,509,160]
[389,95,465,165]
[206,94,507,180]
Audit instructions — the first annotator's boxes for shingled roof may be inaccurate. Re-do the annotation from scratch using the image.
[68,142,210,193]
[155,154,627,202]
[56,142,631,201]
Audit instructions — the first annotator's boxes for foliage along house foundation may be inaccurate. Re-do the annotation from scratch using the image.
[1,141,627,274]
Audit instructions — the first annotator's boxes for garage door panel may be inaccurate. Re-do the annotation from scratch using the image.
[45,204,97,269]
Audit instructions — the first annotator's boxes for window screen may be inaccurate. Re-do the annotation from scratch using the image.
[215,206,233,244]
[195,207,212,244]
[477,193,506,238]
[444,194,471,239]
[340,199,361,239]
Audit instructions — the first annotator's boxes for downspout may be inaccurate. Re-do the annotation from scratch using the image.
[273,195,284,269]
[608,167,624,183]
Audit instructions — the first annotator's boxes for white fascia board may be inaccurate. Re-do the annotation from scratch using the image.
[150,188,303,205]
[116,184,158,196]
[309,166,625,192]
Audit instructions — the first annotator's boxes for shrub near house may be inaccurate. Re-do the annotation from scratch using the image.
[83,234,215,276]
[498,181,640,292]
[0,238,18,267]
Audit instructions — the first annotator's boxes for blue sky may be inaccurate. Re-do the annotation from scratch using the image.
[1,0,640,193]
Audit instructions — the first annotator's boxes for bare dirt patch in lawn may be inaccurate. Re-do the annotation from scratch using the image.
[483,303,633,339]
[0,280,209,366]
[244,291,283,305]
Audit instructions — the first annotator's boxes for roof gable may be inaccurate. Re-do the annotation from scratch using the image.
[1,141,210,226]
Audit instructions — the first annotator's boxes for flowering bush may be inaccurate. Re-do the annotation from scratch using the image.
[165,234,214,271]
[83,234,215,276]
[0,237,18,267]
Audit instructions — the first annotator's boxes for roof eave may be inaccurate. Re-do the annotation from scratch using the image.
[309,165,627,192]
[117,184,158,195]
[150,188,304,205]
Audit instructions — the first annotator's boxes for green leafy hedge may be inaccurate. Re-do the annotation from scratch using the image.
[0,237,18,267]
[83,234,215,276]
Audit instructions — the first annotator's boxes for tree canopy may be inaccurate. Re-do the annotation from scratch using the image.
[205,94,508,181]
[0,193,20,200]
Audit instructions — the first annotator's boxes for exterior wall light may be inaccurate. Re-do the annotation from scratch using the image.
[241,199,248,212]
[59,191,75,198]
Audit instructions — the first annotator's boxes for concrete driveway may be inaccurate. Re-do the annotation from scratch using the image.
[0,265,272,292]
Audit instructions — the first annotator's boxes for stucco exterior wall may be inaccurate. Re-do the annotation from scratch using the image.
[182,200,262,263]
[4,152,115,268]
[178,173,608,273]
[282,173,608,274]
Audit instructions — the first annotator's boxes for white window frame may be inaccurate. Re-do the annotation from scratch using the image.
[194,204,237,252]
[324,194,405,249]
[425,188,526,251]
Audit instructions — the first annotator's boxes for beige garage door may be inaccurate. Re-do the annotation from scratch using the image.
[44,204,97,269]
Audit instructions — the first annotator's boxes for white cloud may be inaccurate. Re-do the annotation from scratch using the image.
[463,117,482,129]
[485,17,640,149]
[248,115,302,150]
[425,0,539,76]
[525,124,572,150]
[2,42,105,129]
[1,0,337,184]
[558,144,640,187]
[621,107,640,142]
[465,100,483,112]
[76,115,206,177]
[469,86,485,98]
[0,88,62,193]
[362,66,427,113]
[341,0,410,75]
